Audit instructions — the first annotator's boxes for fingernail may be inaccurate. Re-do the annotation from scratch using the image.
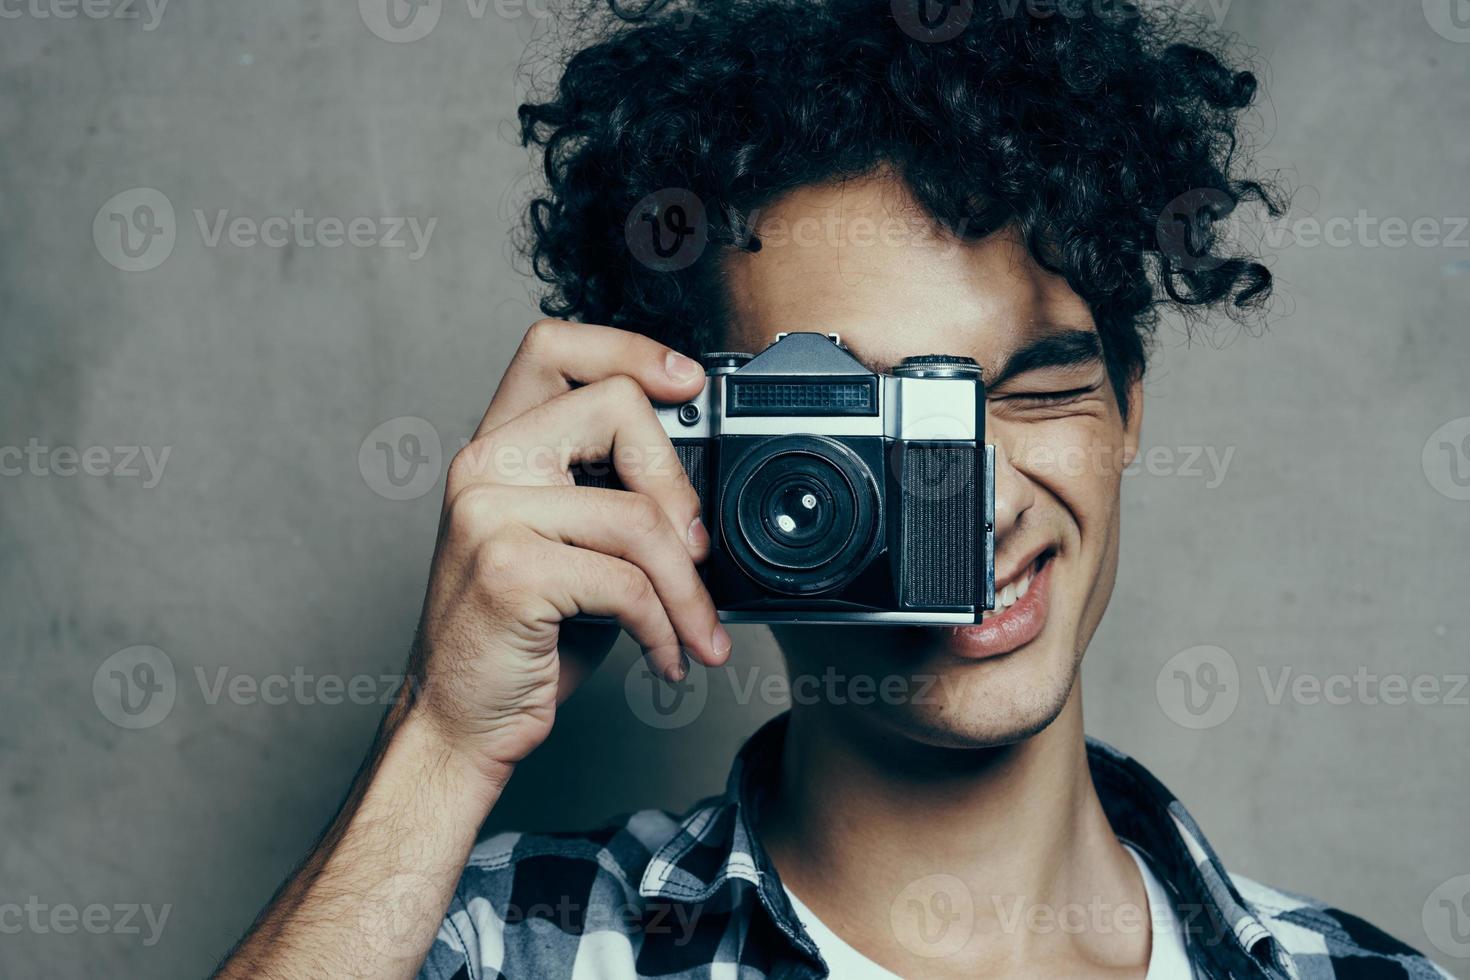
[666,654,689,683]
[687,516,710,548]
[711,625,732,659]
[666,351,701,383]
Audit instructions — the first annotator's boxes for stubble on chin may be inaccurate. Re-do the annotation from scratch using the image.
[773,627,1085,752]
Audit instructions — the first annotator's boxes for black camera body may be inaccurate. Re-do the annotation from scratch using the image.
[576,332,995,625]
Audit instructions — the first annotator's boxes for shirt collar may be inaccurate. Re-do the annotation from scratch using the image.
[637,713,823,964]
[640,713,1290,979]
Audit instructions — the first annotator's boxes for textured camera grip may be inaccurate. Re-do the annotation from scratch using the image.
[899,443,977,607]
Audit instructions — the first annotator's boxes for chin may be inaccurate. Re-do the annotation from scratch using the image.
[773,619,1085,751]
[879,640,1081,749]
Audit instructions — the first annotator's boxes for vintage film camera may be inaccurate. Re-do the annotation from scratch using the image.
[574,332,996,625]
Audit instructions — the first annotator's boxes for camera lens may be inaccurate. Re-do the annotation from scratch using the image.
[749,459,845,564]
[737,451,860,581]
[722,436,880,596]
[767,484,827,545]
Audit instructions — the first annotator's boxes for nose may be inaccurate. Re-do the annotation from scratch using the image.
[990,435,1036,544]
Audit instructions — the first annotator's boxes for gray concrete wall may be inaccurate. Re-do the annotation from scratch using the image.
[1,1,1467,976]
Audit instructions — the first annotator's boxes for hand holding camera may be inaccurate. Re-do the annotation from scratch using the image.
[406,319,731,781]
[406,321,995,783]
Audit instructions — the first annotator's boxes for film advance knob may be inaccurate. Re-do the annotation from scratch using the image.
[892,354,983,379]
[700,351,754,372]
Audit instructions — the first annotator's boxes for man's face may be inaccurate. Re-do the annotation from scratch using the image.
[720,176,1143,748]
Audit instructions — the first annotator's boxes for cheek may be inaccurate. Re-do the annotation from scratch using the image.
[1002,415,1126,544]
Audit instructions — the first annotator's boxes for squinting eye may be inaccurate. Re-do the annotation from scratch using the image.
[1001,385,1099,405]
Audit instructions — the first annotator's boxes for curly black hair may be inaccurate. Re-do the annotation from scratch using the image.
[517,0,1279,416]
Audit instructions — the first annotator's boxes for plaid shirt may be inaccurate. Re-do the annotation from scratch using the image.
[418,714,1451,979]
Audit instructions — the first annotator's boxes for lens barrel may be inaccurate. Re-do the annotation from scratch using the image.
[722,435,880,595]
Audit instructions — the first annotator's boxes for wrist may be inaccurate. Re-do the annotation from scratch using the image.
[393,704,516,810]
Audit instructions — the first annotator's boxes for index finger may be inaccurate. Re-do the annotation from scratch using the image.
[477,320,705,438]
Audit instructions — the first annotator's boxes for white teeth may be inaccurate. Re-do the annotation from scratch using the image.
[986,565,1038,618]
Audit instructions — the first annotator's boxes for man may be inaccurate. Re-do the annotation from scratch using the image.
[216,1,1451,977]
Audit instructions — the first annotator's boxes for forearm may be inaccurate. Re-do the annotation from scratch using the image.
[214,696,509,980]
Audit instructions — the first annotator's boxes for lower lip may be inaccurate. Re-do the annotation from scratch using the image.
[943,558,1053,660]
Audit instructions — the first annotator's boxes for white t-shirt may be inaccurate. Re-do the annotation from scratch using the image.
[782,886,905,980]
[1126,844,1195,979]
[781,845,1194,979]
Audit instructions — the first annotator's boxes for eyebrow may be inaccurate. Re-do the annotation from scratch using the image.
[987,329,1103,387]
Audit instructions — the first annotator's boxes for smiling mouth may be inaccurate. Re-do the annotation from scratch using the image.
[982,551,1051,622]
[942,550,1055,659]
